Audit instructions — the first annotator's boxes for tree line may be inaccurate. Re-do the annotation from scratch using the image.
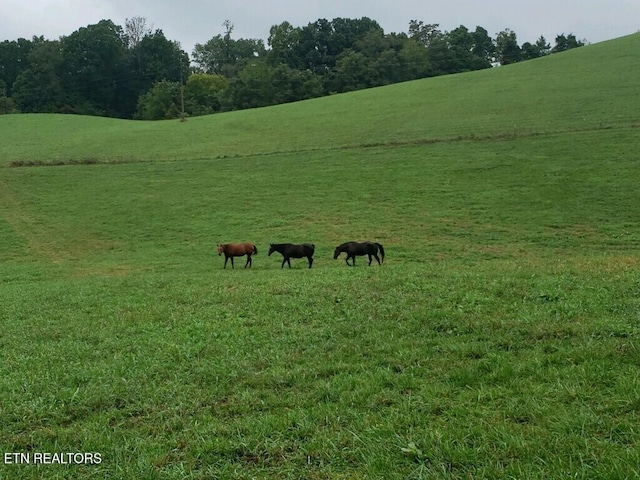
[0,17,586,119]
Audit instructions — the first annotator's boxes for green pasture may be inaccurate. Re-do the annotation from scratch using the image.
[1,34,638,166]
[1,34,640,479]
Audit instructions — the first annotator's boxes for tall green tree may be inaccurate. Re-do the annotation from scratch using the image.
[271,64,322,104]
[184,73,227,115]
[12,39,65,113]
[122,29,189,117]
[60,20,128,115]
[397,37,431,80]
[331,50,376,92]
[219,60,273,110]
[0,78,17,114]
[471,27,495,69]
[408,21,454,76]
[356,31,410,84]
[495,29,522,65]
[521,36,551,60]
[267,21,302,68]
[552,33,586,53]
[193,21,265,76]
[294,18,335,75]
[134,80,181,119]
[293,17,383,81]
[330,17,384,53]
[220,60,322,110]
[447,26,477,72]
[536,36,552,56]
[408,21,443,48]
[0,38,34,97]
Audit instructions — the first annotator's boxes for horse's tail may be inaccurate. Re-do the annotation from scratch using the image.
[376,243,385,263]
[253,245,258,255]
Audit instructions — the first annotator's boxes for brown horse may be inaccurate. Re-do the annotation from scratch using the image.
[217,242,258,269]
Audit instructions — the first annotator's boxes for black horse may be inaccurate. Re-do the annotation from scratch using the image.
[268,243,315,268]
[333,241,385,266]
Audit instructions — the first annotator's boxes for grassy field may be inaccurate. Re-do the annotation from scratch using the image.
[1,34,640,479]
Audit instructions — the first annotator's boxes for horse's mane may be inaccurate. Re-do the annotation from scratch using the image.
[337,241,354,248]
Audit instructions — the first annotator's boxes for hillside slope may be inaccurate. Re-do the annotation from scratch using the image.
[0,34,638,166]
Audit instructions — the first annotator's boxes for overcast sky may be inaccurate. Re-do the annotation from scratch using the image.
[2,0,638,56]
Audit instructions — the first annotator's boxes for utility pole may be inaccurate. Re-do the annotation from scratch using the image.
[180,83,186,122]
[180,58,186,122]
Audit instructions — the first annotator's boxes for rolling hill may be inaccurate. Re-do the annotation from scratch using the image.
[0,34,638,166]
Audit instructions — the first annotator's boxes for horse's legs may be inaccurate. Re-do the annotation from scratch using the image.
[223,255,228,269]
[281,257,286,268]
[230,256,235,269]
[368,254,373,266]
[308,256,313,268]
[287,257,292,268]
[245,255,251,268]
[373,253,381,265]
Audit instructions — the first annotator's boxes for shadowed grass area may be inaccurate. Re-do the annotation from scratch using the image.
[1,34,640,479]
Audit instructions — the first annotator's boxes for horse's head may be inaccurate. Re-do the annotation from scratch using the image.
[333,247,341,259]
[216,244,224,256]
[268,243,275,256]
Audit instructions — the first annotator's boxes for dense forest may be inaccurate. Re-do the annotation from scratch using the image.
[0,17,586,119]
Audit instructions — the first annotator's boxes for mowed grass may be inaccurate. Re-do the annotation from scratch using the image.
[1,34,640,479]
